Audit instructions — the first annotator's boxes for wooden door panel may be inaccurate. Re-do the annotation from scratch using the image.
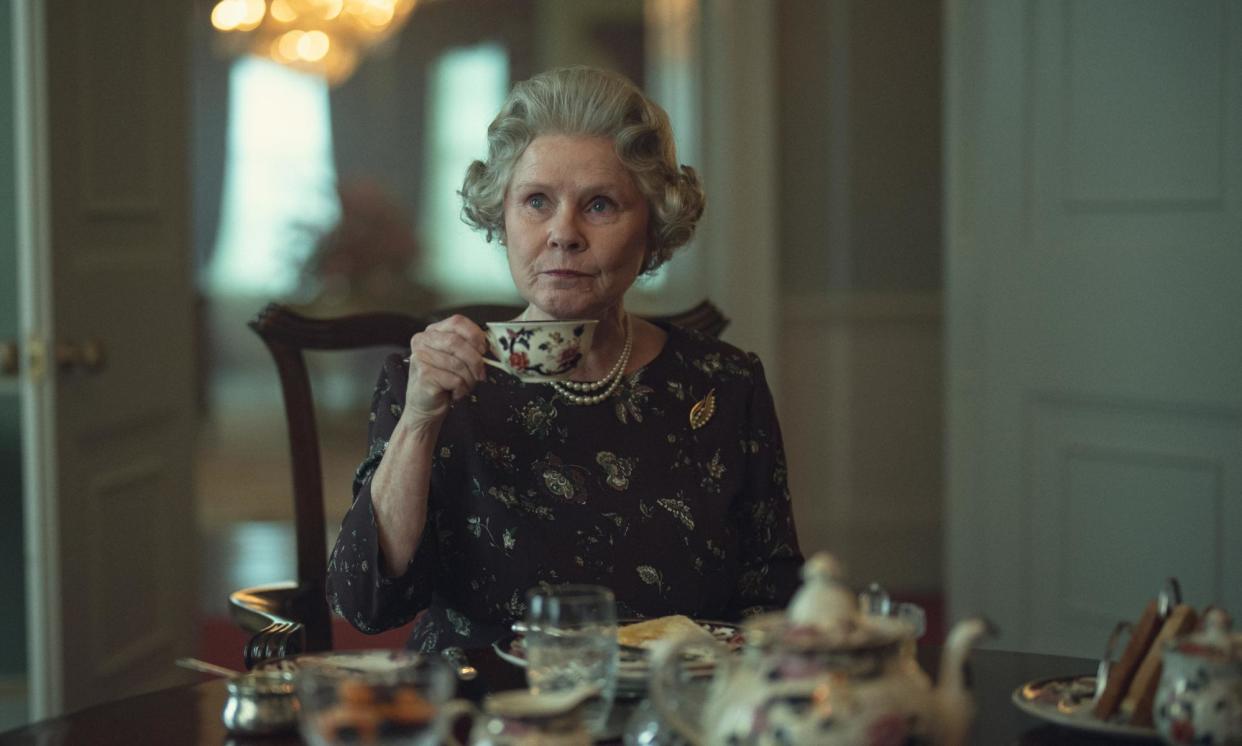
[1025,395,1242,654]
[947,0,1242,656]
[22,0,197,714]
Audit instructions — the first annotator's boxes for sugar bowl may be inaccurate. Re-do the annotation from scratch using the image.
[221,669,299,735]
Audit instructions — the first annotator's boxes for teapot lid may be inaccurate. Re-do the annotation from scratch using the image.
[782,552,910,650]
[787,553,855,630]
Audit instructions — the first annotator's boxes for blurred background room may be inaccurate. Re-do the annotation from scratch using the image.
[1,0,1238,730]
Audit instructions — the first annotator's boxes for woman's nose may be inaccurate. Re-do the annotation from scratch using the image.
[547,209,584,251]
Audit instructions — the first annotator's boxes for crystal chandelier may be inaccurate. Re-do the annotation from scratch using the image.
[210,0,419,85]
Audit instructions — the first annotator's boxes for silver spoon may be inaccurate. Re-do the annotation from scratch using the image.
[176,657,244,678]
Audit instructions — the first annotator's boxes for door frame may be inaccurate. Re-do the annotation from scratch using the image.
[13,0,62,719]
[698,0,781,391]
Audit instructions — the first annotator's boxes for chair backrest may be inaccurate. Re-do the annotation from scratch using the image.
[241,299,728,660]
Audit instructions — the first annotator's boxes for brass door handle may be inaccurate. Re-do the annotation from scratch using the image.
[0,340,17,377]
[55,338,107,375]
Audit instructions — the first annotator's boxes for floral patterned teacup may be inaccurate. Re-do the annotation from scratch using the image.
[483,319,597,382]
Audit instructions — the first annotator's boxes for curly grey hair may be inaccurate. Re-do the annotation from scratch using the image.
[460,66,705,274]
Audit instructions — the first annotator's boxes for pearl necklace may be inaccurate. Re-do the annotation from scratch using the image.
[550,314,632,405]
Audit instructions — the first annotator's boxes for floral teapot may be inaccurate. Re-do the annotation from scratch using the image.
[1154,608,1242,745]
[647,553,993,746]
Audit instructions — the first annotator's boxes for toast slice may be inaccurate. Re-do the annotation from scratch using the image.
[617,615,714,648]
[1092,600,1163,721]
[1121,603,1198,726]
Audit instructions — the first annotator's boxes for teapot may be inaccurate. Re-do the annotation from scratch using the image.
[647,553,992,746]
[1154,608,1242,745]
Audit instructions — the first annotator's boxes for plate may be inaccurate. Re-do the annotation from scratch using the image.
[1011,675,1160,741]
[493,619,742,694]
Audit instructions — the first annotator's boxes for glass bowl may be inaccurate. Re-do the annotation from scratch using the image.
[292,650,457,746]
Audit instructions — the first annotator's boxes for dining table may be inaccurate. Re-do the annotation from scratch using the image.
[0,645,1156,745]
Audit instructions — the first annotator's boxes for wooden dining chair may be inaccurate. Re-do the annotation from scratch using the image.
[230,299,729,668]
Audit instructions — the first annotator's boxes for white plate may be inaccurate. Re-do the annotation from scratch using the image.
[1011,675,1161,741]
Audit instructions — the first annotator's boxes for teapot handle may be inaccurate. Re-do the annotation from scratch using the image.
[647,634,729,746]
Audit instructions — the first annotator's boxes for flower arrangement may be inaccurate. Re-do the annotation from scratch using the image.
[294,179,435,314]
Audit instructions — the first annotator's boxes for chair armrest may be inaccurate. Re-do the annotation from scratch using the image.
[229,581,304,632]
[229,581,308,669]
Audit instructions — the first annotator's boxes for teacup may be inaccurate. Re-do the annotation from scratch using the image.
[483,319,598,382]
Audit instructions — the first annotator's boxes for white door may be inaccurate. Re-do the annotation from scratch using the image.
[15,0,198,716]
[946,0,1242,657]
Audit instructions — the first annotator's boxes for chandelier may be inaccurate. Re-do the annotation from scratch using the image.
[210,0,419,85]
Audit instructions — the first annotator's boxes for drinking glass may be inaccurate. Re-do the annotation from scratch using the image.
[859,582,927,638]
[524,584,619,735]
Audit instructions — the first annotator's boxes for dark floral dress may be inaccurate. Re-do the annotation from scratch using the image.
[326,323,803,652]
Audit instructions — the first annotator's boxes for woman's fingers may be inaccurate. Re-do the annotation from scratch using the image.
[412,345,478,397]
[403,318,492,422]
[403,354,464,421]
[427,314,490,357]
[416,328,487,382]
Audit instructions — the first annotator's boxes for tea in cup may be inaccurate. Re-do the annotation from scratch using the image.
[483,319,598,382]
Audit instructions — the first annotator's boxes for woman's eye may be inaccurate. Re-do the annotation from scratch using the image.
[587,197,614,213]
[527,194,547,210]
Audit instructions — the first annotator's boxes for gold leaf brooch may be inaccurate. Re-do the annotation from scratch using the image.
[689,388,716,430]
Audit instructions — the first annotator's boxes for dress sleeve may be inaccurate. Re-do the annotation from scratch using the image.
[728,355,804,617]
[325,354,438,634]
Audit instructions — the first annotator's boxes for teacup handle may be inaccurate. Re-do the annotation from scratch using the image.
[481,335,519,377]
[438,698,480,746]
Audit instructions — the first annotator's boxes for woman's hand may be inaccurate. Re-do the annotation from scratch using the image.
[403,315,490,427]
[369,315,488,575]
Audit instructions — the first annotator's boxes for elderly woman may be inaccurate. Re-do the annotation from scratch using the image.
[327,66,802,651]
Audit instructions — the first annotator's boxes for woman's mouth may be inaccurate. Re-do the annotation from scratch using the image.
[542,270,590,278]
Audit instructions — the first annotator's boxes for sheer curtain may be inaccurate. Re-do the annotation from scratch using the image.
[418,42,513,302]
[206,57,340,297]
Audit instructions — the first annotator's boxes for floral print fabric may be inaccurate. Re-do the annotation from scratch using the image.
[326,323,803,652]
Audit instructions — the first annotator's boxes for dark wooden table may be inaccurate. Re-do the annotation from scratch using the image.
[0,646,1155,745]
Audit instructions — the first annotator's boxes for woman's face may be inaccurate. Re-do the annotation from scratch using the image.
[503,134,650,320]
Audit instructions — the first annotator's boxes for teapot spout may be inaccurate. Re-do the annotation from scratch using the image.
[934,617,997,746]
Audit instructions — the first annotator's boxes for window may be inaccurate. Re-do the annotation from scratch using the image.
[419,43,513,301]
[206,57,339,296]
